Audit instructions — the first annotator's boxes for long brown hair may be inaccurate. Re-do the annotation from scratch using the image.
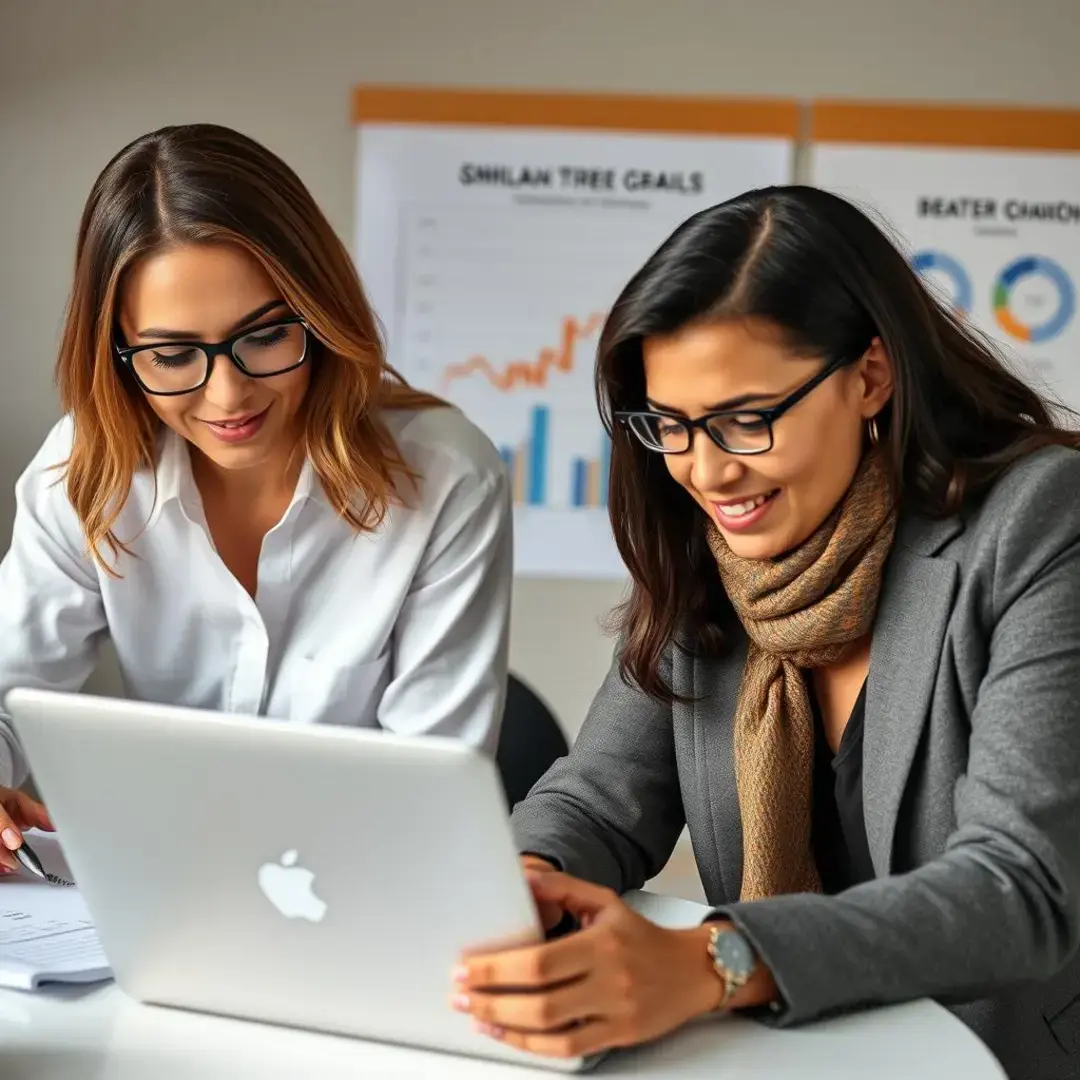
[596,185,1080,700]
[55,122,441,569]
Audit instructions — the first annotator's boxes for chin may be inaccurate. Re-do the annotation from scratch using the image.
[695,495,796,561]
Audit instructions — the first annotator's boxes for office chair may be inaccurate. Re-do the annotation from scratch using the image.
[496,673,569,810]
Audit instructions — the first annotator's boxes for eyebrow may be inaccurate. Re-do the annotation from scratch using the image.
[135,299,288,341]
[645,390,780,414]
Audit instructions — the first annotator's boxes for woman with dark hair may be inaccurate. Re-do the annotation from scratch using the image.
[454,186,1080,1079]
[0,124,512,859]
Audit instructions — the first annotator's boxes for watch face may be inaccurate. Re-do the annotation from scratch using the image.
[712,930,755,979]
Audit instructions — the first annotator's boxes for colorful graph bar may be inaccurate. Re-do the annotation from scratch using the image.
[571,458,588,508]
[529,405,548,505]
[570,432,611,509]
[499,405,549,506]
[500,411,610,510]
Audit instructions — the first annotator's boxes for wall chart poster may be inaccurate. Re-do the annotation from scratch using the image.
[810,102,1080,413]
[354,88,796,579]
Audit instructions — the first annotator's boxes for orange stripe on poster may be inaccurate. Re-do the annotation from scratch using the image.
[810,100,1080,152]
[353,85,800,138]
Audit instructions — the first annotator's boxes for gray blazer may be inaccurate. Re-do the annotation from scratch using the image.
[511,445,1080,1080]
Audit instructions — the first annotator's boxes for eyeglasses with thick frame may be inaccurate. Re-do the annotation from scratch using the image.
[614,353,858,456]
[114,315,311,396]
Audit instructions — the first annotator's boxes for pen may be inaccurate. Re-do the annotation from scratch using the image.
[13,839,47,879]
[11,839,75,887]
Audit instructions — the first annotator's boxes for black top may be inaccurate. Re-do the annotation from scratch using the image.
[810,679,875,894]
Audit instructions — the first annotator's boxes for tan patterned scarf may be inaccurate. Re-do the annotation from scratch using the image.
[706,450,897,901]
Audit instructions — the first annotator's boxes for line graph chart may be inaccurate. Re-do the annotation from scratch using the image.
[392,200,649,573]
[440,312,606,392]
[396,201,659,525]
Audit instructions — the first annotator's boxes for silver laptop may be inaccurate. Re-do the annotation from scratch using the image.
[6,687,595,1073]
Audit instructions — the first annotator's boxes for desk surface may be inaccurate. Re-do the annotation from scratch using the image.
[0,981,1007,1080]
[1,890,1006,1080]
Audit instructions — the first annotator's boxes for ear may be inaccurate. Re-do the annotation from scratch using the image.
[858,336,894,419]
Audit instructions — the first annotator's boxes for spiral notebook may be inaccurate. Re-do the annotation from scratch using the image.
[0,831,112,990]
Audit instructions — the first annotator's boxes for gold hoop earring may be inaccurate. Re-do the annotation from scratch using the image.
[867,416,880,446]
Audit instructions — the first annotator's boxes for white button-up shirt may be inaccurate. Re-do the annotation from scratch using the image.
[0,406,513,788]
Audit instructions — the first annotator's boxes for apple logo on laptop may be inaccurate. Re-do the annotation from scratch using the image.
[257,849,327,922]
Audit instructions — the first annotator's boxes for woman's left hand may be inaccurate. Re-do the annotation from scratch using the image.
[451,870,773,1059]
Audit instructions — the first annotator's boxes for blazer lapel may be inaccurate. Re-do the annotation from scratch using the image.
[864,514,961,876]
[695,634,747,903]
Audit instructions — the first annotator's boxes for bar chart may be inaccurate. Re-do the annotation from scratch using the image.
[393,203,633,575]
[570,433,611,510]
[498,405,611,510]
[499,405,551,506]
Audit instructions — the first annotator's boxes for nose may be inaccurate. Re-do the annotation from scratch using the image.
[201,353,256,413]
[689,430,746,493]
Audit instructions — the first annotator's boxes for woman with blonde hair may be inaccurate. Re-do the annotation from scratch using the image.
[0,124,512,861]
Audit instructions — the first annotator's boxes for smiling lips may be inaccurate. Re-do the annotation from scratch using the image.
[711,489,779,531]
[200,406,269,444]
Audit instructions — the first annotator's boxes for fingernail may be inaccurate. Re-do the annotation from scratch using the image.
[452,966,469,984]
[474,1021,505,1039]
[451,993,470,1012]
[1,828,19,850]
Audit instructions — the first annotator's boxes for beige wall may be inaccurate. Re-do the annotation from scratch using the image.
[2,0,1078,737]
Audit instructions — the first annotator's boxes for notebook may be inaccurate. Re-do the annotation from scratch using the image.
[0,830,112,990]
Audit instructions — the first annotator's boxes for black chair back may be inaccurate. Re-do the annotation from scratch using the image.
[496,673,569,810]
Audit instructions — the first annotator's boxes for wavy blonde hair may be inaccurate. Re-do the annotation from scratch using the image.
[55,123,442,570]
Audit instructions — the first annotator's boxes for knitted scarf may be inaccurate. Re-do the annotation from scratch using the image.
[706,450,897,901]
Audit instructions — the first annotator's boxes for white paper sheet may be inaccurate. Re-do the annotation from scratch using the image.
[0,832,112,990]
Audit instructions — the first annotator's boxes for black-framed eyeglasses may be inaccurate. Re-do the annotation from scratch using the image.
[615,353,857,456]
[114,316,310,396]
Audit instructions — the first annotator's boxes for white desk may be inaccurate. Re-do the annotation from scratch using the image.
[1,890,1006,1080]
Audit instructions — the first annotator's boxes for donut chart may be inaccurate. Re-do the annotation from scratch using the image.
[992,256,1075,343]
[912,250,973,313]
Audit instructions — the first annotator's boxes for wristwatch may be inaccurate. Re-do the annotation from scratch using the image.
[706,925,758,1010]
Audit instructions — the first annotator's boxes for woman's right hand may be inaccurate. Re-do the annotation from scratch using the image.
[0,786,53,873]
[520,855,563,931]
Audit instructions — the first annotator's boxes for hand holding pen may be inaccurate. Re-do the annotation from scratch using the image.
[0,784,55,874]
